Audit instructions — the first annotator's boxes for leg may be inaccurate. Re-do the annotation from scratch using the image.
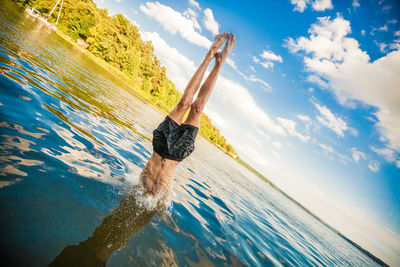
[184,34,236,127]
[168,33,229,124]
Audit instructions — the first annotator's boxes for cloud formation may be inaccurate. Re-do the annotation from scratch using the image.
[140,2,211,48]
[370,146,400,167]
[368,160,380,172]
[253,49,283,69]
[352,0,360,9]
[183,8,201,31]
[287,15,400,154]
[189,0,200,10]
[225,58,272,91]
[291,0,333,12]
[314,103,348,137]
[215,76,286,135]
[277,117,310,142]
[203,8,219,35]
[351,148,366,162]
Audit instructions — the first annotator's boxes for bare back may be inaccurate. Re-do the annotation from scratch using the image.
[140,151,180,196]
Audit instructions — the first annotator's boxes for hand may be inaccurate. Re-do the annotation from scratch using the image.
[215,33,236,65]
[206,32,228,60]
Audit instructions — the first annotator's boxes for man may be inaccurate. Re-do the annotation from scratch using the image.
[140,32,235,197]
[48,33,236,267]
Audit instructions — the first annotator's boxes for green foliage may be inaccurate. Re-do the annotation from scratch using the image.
[13,0,237,157]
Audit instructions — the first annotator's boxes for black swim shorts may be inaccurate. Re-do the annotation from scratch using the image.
[152,116,199,162]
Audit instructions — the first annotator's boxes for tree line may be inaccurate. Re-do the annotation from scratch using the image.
[13,0,237,156]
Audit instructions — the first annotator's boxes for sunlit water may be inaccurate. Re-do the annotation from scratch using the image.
[0,2,379,266]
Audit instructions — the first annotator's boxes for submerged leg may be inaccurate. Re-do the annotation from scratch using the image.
[168,32,228,124]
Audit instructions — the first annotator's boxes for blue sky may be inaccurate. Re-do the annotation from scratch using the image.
[94,0,400,264]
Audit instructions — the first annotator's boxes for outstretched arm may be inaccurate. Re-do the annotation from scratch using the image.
[168,32,228,124]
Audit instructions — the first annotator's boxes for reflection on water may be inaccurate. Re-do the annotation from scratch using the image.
[0,1,379,267]
[49,185,159,266]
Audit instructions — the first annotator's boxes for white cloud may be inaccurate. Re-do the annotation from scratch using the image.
[248,75,272,91]
[349,127,359,137]
[319,143,334,154]
[203,8,219,35]
[225,58,237,70]
[252,56,260,64]
[291,0,308,12]
[370,146,399,165]
[297,114,311,122]
[389,40,400,50]
[368,160,380,172]
[375,41,388,53]
[260,61,274,69]
[314,103,348,137]
[290,0,333,12]
[312,0,333,11]
[297,114,312,132]
[287,15,400,151]
[387,19,397,24]
[395,30,400,37]
[351,148,366,162]
[254,49,283,69]
[183,8,201,31]
[215,76,286,135]
[379,25,389,32]
[140,2,211,48]
[256,129,270,140]
[337,153,352,164]
[249,65,256,72]
[371,24,389,35]
[189,0,201,10]
[183,7,197,18]
[227,58,272,91]
[260,50,283,62]
[318,143,353,164]
[307,74,328,88]
[246,132,262,147]
[352,0,360,9]
[361,30,366,36]
[277,117,310,142]
[273,141,283,149]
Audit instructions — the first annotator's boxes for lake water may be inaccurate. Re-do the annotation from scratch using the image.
[0,2,378,266]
